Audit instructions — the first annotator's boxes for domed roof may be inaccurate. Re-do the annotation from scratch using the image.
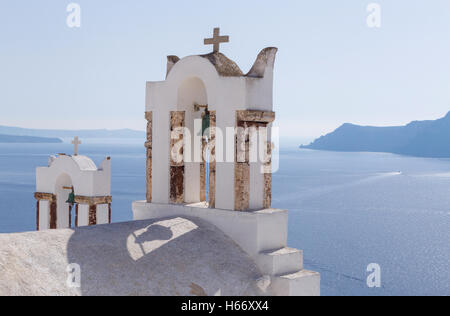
[199,52,244,77]
[166,48,278,79]
[0,217,264,296]
[70,155,97,171]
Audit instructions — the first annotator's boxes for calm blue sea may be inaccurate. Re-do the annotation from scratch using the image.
[0,141,449,296]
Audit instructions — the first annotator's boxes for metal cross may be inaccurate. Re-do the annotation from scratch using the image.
[204,27,229,53]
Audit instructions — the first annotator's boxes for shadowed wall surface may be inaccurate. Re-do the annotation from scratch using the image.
[0,217,264,296]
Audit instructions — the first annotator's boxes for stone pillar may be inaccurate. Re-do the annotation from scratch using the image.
[49,200,57,229]
[34,192,56,231]
[75,204,79,227]
[170,111,185,204]
[234,111,275,211]
[89,204,97,226]
[75,196,112,227]
[200,137,207,202]
[36,200,40,231]
[234,119,250,211]
[145,111,153,203]
[263,141,273,209]
[68,205,72,228]
[208,111,217,208]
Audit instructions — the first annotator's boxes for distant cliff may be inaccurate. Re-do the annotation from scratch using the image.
[301,111,450,158]
[0,134,62,143]
[0,126,145,139]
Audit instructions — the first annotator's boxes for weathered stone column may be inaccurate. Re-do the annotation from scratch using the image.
[145,111,153,203]
[170,111,185,204]
[68,205,72,228]
[200,137,207,202]
[75,196,112,227]
[234,119,250,211]
[89,204,97,226]
[75,204,79,227]
[235,110,275,211]
[49,200,57,229]
[263,141,273,209]
[34,192,56,231]
[208,111,217,208]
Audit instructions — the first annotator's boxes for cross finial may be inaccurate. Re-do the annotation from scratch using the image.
[71,136,82,156]
[204,27,229,53]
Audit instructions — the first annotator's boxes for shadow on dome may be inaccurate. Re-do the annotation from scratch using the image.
[66,216,264,296]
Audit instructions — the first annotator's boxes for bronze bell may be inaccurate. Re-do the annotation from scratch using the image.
[66,191,75,206]
[202,110,210,137]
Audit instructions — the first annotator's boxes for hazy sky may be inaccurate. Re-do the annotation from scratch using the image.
[0,0,449,141]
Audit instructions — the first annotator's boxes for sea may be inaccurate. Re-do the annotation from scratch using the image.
[0,139,449,296]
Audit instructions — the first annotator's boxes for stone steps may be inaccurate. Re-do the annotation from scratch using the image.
[271,270,321,296]
[257,247,303,276]
[257,247,320,296]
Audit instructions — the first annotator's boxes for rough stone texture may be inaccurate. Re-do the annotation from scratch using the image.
[0,217,264,296]
[166,56,180,78]
[199,52,244,77]
[200,162,206,202]
[236,110,275,124]
[68,205,72,228]
[263,142,273,209]
[165,47,278,79]
[50,202,57,229]
[234,118,250,211]
[75,205,79,227]
[36,201,39,231]
[74,196,112,205]
[234,163,250,211]
[208,111,216,208]
[88,205,97,226]
[170,166,185,204]
[263,173,272,209]
[170,112,185,204]
[170,111,185,167]
[34,192,56,202]
[246,47,278,78]
[145,111,153,203]
[234,112,275,210]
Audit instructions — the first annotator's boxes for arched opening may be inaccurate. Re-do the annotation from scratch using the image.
[177,77,210,205]
[54,173,74,229]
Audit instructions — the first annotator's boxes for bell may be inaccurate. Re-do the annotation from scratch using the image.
[66,191,75,206]
[202,110,210,137]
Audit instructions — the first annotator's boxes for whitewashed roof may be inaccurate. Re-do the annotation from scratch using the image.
[70,155,98,171]
[0,217,264,296]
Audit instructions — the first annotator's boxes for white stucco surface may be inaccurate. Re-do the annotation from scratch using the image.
[132,202,288,257]
[146,49,277,210]
[36,155,111,197]
[132,202,320,296]
[36,154,111,230]
[0,217,270,296]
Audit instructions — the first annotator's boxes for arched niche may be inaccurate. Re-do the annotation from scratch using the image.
[176,77,208,204]
[54,173,73,229]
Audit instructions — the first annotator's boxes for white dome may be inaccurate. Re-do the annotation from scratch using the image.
[70,155,98,171]
[0,217,265,296]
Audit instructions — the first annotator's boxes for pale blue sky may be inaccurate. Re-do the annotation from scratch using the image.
[0,0,449,141]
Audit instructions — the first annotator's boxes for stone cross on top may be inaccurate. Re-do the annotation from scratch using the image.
[204,27,229,53]
[71,136,81,156]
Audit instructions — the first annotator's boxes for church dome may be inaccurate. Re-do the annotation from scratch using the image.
[0,217,265,296]
[199,52,244,77]
[70,155,98,171]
